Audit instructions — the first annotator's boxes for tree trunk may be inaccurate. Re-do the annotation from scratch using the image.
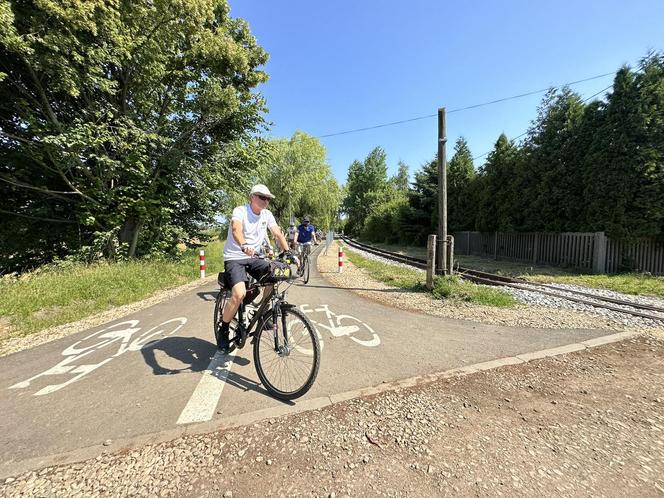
[119,216,143,258]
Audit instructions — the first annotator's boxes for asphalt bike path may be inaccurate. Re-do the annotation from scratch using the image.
[0,249,611,477]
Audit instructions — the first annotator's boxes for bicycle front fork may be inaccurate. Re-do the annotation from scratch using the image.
[271,305,291,356]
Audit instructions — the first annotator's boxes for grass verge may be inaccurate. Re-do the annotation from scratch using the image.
[523,273,664,298]
[345,249,517,307]
[0,239,225,339]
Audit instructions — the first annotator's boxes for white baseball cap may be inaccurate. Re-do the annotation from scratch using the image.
[250,184,275,198]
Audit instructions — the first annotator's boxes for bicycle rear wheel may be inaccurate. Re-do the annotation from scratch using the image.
[253,308,320,400]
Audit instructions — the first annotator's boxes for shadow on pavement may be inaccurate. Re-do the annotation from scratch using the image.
[196,290,219,302]
[140,336,294,405]
[221,370,294,406]
[141,336,247,375]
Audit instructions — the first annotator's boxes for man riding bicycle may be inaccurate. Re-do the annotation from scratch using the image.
[294,215,319,253]
[218,184,291,352]
[286,222,297,250]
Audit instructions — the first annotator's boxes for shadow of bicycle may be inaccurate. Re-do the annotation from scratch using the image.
[140,336,294,405]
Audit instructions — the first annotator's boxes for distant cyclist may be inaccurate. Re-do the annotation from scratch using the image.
[294,215,319,251]
[286,222,297,250]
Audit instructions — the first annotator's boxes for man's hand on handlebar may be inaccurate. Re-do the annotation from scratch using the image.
[280,250,300,268]
[241,244,255,257]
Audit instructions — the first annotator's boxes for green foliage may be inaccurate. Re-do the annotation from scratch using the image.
[400,157,438,244]
[342,151,413,242]
[467,52,664,240]
[0,0,270,271]
[362,190,408,243]
[431,275,517,307]
[447,137,475,231]
[261,131,342,230]
[393,161,410,192]
[342,147,390,236]
[581,56,664,239]
[474,134,522,231]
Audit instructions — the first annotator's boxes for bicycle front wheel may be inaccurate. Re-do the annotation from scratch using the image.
[253,308,320,400]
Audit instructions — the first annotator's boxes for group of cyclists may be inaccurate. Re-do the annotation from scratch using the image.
[216,183,321,353]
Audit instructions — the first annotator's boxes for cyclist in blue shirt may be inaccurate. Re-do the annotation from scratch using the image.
[294,216,319,248]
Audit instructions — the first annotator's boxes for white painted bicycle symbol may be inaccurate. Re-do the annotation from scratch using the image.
[9,317,187,396]
[299,304,380,349]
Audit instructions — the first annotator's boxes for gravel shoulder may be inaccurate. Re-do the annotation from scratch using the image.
[3,334,662,497]
[318,243,664,337]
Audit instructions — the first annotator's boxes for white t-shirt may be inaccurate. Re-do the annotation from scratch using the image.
[224,204,278,261]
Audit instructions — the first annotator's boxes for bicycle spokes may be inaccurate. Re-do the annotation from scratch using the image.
[253,307,320,400]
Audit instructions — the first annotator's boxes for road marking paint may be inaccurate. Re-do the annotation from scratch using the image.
[9,318,186,396]
[300,303,381,348]
[177,350,235,425]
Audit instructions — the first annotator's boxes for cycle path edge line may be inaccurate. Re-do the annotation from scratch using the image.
[0,329,639,480]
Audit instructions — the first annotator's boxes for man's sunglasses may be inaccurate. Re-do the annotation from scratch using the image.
[255,194,271,201]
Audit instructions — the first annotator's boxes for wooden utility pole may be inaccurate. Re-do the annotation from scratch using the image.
[426,234,436,289]
[436,108,448,275]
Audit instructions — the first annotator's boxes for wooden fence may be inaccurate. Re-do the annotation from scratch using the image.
[605,238,664,275]
[454,231,664,275]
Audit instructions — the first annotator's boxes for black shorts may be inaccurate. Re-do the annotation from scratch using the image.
[223,258,271,289]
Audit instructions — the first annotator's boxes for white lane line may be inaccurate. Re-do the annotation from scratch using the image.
[177,350,235,425]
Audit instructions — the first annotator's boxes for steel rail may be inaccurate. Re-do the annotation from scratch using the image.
[337,235,664,322]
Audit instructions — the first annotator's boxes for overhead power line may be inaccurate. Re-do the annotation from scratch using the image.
[471,84,614,161]
[581,84,613,103]
[317,72,615,138]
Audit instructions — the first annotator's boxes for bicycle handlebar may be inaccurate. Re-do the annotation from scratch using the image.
[252,251,300,266]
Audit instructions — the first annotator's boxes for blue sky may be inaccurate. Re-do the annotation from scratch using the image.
[230,0,664,185]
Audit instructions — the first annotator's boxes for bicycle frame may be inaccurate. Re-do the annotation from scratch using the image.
[235,282,295,353]
[237,285,273,335]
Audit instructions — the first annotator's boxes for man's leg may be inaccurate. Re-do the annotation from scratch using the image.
[222,281,246,323]
[218,260,248,351]
[217,281,245,351]
[244,259,275,330]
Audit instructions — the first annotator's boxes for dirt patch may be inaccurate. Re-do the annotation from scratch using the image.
[3,335,662,496]
[30,305,64,321]
[0,317,13,341]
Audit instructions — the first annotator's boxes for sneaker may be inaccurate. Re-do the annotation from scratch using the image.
[216,325,231,352]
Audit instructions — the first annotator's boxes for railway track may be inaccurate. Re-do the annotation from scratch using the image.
[337,235,664,323]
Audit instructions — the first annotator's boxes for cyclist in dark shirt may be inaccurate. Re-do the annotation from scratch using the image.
[294,216,319,247]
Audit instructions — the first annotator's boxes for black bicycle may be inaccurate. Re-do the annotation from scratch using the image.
[213,255,320,400]
[297,241,316,284]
